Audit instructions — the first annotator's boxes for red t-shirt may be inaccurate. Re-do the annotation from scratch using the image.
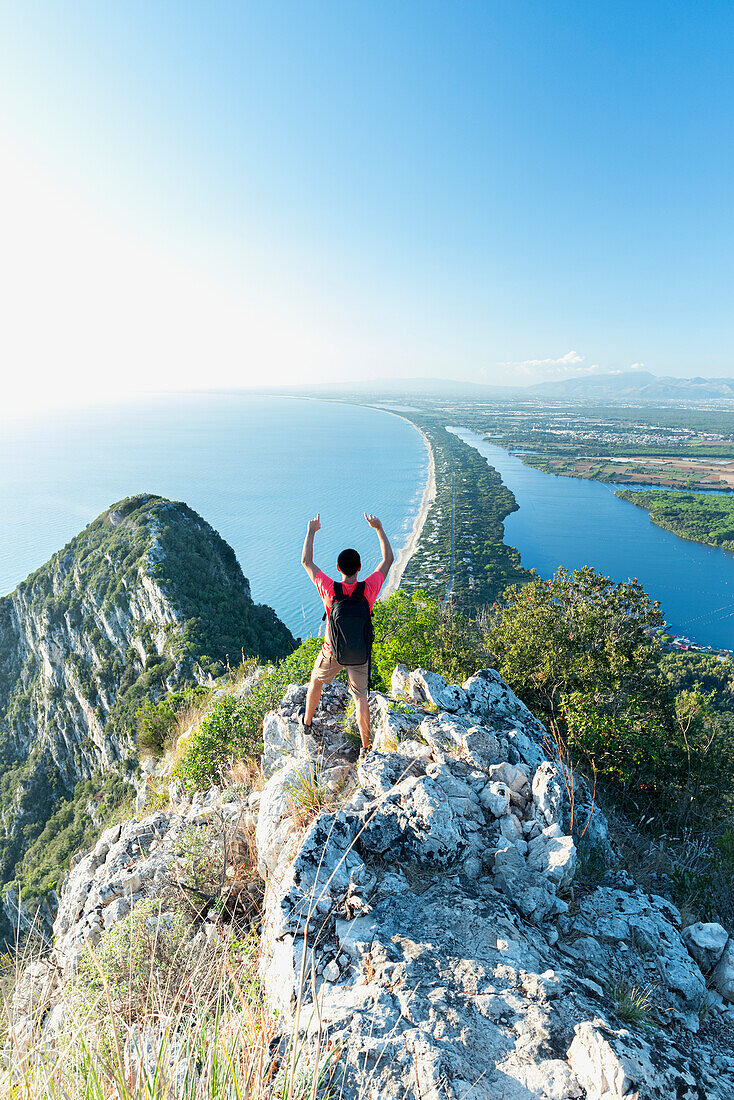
[313,569,384,655]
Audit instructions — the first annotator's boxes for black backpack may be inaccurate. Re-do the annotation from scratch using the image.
[327,581,374,665]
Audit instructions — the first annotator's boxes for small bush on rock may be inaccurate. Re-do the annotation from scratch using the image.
[371,590,490,690]
[284,761,328,824]
[136,685,211,758]
[78,899,191,1024]
[175,637,322,789]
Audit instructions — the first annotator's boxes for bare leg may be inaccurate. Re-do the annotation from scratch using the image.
[305,678,323,725]
[355,696,371,751]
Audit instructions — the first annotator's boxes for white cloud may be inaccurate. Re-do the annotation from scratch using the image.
[495,352,648,385]
[499,350,585,374]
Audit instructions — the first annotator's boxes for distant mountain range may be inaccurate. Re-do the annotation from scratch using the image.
[526,370,734,401]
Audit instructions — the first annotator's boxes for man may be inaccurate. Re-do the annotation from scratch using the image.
[300,512,394,753]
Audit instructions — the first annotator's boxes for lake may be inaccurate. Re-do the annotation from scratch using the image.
[0,395,429,638]
[450,427,734,651]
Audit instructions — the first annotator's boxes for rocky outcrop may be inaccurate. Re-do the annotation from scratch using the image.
[257,668,734,1100]
[7,664,734,1097]
[0,493,293,930]
[3,783,259,1065]
[52,786,258,977]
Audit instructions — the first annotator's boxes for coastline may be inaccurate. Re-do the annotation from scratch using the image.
[380,420,436,600]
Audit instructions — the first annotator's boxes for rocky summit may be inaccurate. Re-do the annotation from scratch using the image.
[8,664,734,1098]
[0,493,293,932]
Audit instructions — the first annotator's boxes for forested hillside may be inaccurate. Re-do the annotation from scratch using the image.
[0,494,294,933]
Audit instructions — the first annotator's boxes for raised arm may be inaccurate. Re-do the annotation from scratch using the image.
[301,513,321,581]
[364,513,394,579]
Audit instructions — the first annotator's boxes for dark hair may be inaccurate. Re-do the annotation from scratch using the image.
[337,548,361,575]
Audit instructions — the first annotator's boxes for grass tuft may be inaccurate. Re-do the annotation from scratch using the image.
[283,762,328,824]
[606,977,657,1028]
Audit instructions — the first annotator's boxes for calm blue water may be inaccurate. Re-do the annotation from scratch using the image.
[450,428,734,651]
[0,396,428,638]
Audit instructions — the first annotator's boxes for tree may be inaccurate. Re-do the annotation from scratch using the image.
[486,568,678,807]
[486,566,665,724]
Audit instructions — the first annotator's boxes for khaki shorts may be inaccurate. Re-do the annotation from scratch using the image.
[311,646,369,701]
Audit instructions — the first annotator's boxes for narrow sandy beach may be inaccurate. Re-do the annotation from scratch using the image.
[380,421,436,600]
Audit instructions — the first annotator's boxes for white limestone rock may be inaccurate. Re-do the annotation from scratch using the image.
[322,958,341,983]
[462,668,544,731]
[335,914,379,959]
[409,668,469,712]
[713,938,734,1002]
[260,711,314,780]
[683,921,729,973]
[479,780,511,817]
[390,663,411,696]
[488,761,530,793]
[571,886,707,1027]
[527,826,577,890]
[498,813,524,845]
[359,771,485,866]
[492,845,562,923]
[503,1059,582,1099]
[567,1020,704,1100]
[370,693,421,749]
[532,761,566,828]
[420,712,505,769]
[255,759,305,878]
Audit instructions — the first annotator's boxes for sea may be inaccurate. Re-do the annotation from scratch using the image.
[0,395,429,639]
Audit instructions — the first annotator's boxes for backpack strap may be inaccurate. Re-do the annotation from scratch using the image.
[355,581,366,601]
[333,581,344,601]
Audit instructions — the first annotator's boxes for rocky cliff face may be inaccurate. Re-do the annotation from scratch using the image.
[0,494,293,921]
[10,665,734,1098]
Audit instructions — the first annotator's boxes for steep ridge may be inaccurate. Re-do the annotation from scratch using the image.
[0,494,294,928]
[9,665,734,1097]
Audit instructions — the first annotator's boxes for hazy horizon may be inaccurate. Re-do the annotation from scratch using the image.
[2,2,733,414]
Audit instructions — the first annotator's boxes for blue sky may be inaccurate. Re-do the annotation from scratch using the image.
[0,1,732,406]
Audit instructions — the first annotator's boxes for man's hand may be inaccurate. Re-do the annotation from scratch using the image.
[302,514,321,580]
[366,514,394,579]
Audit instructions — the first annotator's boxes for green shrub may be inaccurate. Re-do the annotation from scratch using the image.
[135,685,210,758]
[487,567,734,829]
[562,691,670,788]
[487,566,665,722]
[175,637,322,790]
[371,590,489,691]
[606,978,656,1028]
[175,695,250,789]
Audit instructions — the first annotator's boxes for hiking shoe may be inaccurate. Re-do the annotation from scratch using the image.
[296,705,313,730]
[358,747,370,764]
